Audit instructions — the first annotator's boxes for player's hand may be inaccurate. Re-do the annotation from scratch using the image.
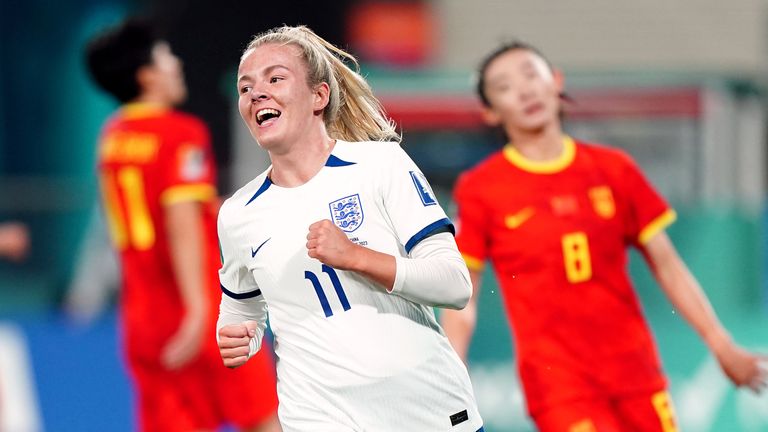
[713,341,768,393]
[306,219,360,270]
[218,321,259,369]
[161,313,205,370]
[0,222,29,262]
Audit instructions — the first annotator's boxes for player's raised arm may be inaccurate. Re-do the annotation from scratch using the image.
[306,219,471,309]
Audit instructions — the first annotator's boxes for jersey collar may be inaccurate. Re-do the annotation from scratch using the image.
[121,102,169,120]
[245,153,356,205]
[325,154,355,167]
[503,135,576,174]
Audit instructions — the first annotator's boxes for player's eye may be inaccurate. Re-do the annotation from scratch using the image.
[269,76,284,84]
[494,83,510,93]
[240,85,252,94]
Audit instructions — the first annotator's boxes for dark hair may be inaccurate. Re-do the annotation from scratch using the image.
[475,40,553,107]
[85,17,162,103]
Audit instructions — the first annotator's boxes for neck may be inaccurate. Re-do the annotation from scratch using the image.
[268,132,336,188]
[133,89,177,108]
[507,122,564,161]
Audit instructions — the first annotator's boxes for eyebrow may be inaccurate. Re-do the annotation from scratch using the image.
[238,64,291,83]
[486,72,512,86]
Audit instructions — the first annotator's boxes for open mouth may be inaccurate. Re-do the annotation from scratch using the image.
[256,108,281,125]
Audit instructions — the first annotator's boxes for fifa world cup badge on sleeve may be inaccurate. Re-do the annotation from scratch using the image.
[329,194,364,233]
[409,171,437,206]
[179,145,207,180]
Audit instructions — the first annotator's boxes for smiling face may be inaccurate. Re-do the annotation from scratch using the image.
[237,43,330,153]
[480,48,563,138]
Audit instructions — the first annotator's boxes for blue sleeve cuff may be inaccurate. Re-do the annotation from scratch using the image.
[220,284,262,300]
[404,218,455,254]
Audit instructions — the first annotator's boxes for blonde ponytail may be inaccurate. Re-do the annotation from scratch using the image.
[243,26,400,143]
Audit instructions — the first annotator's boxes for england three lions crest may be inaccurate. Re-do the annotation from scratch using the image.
[329,194,364,233]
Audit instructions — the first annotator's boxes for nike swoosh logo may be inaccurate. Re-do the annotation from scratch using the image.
[251,238,271,258]
[505,207,535,229]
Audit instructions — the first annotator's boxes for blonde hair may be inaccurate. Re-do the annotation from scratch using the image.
[243,25,399,143]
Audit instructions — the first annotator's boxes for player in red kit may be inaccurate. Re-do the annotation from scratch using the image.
[442,41,767,431]
[86,18,280,432]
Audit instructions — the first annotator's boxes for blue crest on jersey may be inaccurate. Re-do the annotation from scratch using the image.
[329,194,364,233]
[409,171,437,206]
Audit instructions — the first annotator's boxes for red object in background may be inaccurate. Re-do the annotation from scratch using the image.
[347,1,435,66]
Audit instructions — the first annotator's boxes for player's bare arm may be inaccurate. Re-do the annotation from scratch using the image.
[442,270,482,362]
[645,230,768,393]
[163,201,208,369]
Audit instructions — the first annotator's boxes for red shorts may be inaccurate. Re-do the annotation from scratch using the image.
[129,346,278,432]
[532,390,678,432]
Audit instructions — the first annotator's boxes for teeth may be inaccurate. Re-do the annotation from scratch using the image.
[256,108,280,124]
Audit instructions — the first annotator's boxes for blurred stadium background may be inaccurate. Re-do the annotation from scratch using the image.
[2,1,767,430]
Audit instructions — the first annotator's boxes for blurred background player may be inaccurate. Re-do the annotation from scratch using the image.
[441,41,768,431]
[85,17,280,432]
[216,25,483,431]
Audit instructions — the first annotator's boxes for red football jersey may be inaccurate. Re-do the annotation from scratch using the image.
[97,103,219,360]
[454,136,676,415]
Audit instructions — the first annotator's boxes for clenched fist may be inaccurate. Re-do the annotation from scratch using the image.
[217,321,259,368]
[306,219,360,270]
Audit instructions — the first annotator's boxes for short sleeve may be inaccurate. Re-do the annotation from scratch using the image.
[217,207,262,300]
[380,145,454,255]
[618,153,676,246]
[159,117,217,206]
[452,172,488,272]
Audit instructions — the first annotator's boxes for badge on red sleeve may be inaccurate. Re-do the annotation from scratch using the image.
[178,144,208,181]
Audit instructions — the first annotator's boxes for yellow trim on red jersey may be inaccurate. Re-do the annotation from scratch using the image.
[651,390,679,432]
[503,136,576,174]
[160,184,216,206]
[569,419,598,432]
[638,209,677,245]
[121,102,169,120]
[462,254,485,272]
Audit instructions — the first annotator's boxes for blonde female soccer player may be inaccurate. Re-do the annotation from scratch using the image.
[215,26,484,432]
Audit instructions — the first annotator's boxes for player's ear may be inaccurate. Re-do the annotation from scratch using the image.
[136,65,155,92]
[553,68,565,94]
[313,82,330,112]
[481,105,502,127]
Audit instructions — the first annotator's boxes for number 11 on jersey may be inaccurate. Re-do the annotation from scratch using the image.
[305,265,351,317]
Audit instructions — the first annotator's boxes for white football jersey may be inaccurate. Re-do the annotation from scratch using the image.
[218,140,483,432]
